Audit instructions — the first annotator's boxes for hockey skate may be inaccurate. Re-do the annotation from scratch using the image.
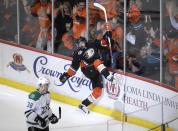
[78,104,90,114]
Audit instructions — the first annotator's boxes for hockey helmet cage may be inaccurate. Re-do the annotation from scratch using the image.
[37,76,50,87]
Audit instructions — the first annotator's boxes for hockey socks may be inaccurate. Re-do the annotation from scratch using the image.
[82,98,92,107]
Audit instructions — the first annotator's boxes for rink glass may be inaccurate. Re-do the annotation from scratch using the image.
[0,0,176,91]
[0,0,178,130]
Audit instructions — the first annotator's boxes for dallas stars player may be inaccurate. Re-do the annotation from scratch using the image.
[25,77,58,131]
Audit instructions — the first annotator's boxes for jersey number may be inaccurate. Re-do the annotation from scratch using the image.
[27,102,33,108]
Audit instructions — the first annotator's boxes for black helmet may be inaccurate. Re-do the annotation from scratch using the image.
[76,37,87,48]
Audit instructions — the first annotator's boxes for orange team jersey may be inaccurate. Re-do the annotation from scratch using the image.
[98,0,119,20]
[166,38,178,75]
[74,6,86,18]
[73,8,86,38]
[73,22,86,39]
[31,2,52,28]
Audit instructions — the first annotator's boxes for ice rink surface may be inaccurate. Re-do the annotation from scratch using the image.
[0,84,147,131]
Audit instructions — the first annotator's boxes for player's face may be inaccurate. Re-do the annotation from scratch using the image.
[39,84,49,93]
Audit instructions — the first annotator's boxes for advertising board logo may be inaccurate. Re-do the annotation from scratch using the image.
[7,53,30,73]
[106,81,121,100]
[33,56,92,92]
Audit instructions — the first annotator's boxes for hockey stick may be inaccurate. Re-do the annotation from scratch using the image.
[58,106,61,120]
[93,2,113,65]
[93,3,108,23]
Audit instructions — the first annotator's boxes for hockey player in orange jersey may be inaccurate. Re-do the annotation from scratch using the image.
[59,31,114,114]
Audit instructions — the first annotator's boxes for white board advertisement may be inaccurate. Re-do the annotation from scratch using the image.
[0,42,178,125]
[1,43,92,100]
[0,43,2,76]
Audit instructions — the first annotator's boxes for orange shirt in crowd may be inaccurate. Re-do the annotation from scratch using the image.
[166,38,178,75]
[73,6,86,39]
[31,2,52,29]
[98,0,119,20]
[128,4,141,24]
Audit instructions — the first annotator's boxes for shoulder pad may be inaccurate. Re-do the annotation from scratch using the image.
[29,91,41,101]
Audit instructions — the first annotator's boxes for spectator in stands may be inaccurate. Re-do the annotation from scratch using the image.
[164,36,178,88]
[54,1,73,52]
[116,53,144,76]
[166,1,178,33]
[163,1,178,87]
[126,2,146,52]
[73,0,86,39]
[21,0,39,15]
[30,0,56,52]
[57,33,77,57]
[127,53,144,75]
[111,23,124,68]
[17,16,40,47]
[0,0,25,41]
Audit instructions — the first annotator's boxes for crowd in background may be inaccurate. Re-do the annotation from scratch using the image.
[0,0,177,88]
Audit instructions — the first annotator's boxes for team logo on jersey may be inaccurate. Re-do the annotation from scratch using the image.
[30,94,35,99]
[106,81,120,100]
[7,53,30,73]
[84,48,95,59]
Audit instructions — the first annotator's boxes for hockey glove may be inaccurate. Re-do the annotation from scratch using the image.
[35,115,46,127]
[49,113,58,124]
[106,72,114,82]
[103,31,112,40]
[59,72,70,83]
[101,68,114,82]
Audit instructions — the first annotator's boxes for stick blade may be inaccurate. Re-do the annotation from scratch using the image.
[93,2,105,11]
[93,2,108,23]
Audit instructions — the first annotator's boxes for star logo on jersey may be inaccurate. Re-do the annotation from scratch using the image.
[30,94,35,99]
[7,53,30,73]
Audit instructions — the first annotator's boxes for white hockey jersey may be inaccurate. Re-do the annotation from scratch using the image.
[25,90,53,129]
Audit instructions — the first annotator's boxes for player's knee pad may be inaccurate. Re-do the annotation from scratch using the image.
[91,87,102,99]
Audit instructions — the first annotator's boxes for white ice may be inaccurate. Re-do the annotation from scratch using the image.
[0,84,148,131]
